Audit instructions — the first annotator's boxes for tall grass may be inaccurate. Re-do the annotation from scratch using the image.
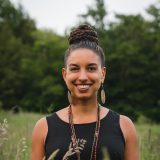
[137,124,160,160]
[0,110,160,160]
[0,110,43,160]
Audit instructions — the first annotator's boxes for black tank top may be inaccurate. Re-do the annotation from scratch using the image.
[45,110,125,160]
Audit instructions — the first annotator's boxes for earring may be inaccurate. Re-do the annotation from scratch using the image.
[68,90,72,104]
[101,83,106,104]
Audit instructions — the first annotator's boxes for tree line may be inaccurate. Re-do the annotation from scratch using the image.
[0,0,159,122]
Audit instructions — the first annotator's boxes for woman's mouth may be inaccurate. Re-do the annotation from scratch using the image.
[76,84,91,92]
[77,84,90,89]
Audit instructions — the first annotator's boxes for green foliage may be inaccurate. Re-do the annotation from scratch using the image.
[21,29,68,112]
[0,0,36,110]
[79,0,107,29]
[0,0,159,121]
[0,0,68,113]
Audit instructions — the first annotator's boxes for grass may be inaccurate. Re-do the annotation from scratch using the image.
[137,124,160,160]
[0,110,44,160]
[0,110,160,160]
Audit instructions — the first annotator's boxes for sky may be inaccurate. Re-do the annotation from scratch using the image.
[10,0,157,35]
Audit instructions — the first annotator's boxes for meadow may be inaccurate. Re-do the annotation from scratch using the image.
[0,110,160,160]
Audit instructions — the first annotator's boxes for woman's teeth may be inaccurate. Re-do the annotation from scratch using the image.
[77,85,90,89]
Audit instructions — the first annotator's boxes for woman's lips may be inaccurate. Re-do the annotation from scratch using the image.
[76,84,90,92]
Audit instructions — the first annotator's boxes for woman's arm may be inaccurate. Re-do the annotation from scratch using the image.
[31,118,48,160]
[120,115,140,160]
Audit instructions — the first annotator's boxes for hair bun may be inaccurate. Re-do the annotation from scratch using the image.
[68,24,99,45]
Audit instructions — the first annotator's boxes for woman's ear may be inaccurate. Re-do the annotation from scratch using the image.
[102,67,106,82]
[62,68,66,82]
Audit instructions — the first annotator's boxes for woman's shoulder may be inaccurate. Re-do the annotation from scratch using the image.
[120,115,136,132]
[34,117,47,128]
[119,114,138,143]
[32,117,48,135]
[32,117,48,147]
[119,115,139,159]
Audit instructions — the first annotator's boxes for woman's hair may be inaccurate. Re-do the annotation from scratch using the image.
[64,24,105,68]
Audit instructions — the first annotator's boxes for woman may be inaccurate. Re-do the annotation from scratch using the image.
[32,24,139,160]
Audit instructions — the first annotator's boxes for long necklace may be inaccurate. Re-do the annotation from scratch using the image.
[68,104,101,160]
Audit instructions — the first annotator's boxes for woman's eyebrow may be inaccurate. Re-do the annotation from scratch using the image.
[68,63,97,67]
[88,63,97,66]
[68,64,79,67]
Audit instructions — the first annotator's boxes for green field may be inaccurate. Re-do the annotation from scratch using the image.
[0,111,160,160]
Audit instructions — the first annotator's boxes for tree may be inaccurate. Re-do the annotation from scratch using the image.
[79,0,107,30]
[143,2,160,122]
[0,0,36,110]
[20,29,68,112]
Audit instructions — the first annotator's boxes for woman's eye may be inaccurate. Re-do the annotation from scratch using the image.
[70,68,79,72]
[88,67,96,71]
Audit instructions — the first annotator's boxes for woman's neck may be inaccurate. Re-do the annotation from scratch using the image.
[69,99,99,123]
[71,98,98,112]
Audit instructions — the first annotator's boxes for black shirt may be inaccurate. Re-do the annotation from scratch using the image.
[45,109,125,160]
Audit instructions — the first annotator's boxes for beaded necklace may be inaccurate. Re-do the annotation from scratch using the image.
[68,104,101,160]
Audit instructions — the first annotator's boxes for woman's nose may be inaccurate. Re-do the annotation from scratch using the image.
[78,70,88,82]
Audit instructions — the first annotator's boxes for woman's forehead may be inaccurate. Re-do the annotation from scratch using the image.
[67,48,101,64]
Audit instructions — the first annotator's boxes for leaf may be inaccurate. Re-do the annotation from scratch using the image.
[47,149,60,160]
[102,147,110,160]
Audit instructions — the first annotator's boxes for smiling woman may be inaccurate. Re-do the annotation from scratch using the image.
[31,24,139,160]
[63,48,105,102]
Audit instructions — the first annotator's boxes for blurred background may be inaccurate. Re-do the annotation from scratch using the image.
[0,0,160,159]
[0,0,160,122]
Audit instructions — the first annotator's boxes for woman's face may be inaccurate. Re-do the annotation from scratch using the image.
[62,48,106,100]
